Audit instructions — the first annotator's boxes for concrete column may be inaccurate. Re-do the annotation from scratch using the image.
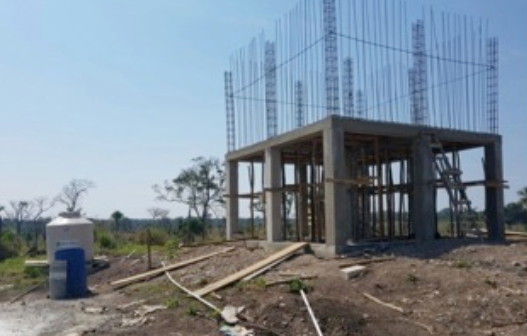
[296,164,308,240]
[226,160,239,240]
[324,126,351,251]
[485,140,505,242]
[411,136,436,241]
[264,147,282,242]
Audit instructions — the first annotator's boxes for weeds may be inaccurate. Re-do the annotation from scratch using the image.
[455,260,472,269]
[289,278,308,294]
[166,297,180,309]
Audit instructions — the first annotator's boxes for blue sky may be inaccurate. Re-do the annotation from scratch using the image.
[0,0,525,219]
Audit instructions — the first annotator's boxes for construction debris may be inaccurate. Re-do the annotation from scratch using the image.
[194,242,307,297]
[265,276,317,287]
[110,247,236,288]
[134,304,166,317]
[341,265,368,280]
[338,256,396,268]
[300,289,324,336]
[121,316,154,328]
[221,305,245,324]
[219,324,254,336]
[363,292,405,314]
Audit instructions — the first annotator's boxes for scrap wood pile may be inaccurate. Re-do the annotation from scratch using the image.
[110,242,319,335]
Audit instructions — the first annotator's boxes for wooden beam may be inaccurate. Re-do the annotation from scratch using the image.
[194,242,308,297]
[110,247,236,288]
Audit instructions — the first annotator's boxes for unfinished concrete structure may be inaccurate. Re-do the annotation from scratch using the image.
[224,0,503,254]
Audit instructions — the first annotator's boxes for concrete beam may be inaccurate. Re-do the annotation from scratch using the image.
[226,118,327,162]
[324,126,351,252]
[264,147,283,242]
[485,139,505,242]
[411,135,436,241]
[225,160,239,240]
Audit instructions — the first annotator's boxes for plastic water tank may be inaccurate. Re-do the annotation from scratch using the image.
[46,213,94,263]
[55,246,87,298]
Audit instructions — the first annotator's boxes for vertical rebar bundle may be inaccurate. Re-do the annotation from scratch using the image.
[487,38,498,134]
[411,20,428,125]
[225,0,499,151]
[224,71,236,151]
[323,0,340,116]
[265,41,278,138]
[295,81,305,128]
[342,57,354,117]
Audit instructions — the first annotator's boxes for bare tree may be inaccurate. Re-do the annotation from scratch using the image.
[5,201,30,235]
[30,197,55,221]
[147,207,170,221]
[152,157,224,225]
[55,179,95,213]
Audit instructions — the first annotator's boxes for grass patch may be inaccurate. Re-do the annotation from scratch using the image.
[455,260,472,269]
[0,257,47,288]
[289,278,308,294]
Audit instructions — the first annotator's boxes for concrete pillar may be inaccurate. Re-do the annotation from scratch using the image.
[296,164,308,240]
[226,160,239,240]
[264,147,282,242]
[411,135,436,241]
[485,140,505,242]
[324,127,351,251]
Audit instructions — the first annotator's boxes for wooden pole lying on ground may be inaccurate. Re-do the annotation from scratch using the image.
[265,275,317,287]
[110,247,236,288]
[362,292,405,314]
[338,257,396,268]
[300,289,324,336]
[194,242,308,297]
[162,262,220,313]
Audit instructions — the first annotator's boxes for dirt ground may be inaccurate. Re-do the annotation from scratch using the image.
[2,238,527,336]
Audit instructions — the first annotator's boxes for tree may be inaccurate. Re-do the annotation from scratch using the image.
[55,179,95,213]
[147,207,170,221]
[5,201,30,235]
[153,157,225,226]
[111,210,124,230]
[518,187,527,211]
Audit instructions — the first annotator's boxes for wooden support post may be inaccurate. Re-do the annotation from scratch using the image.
[249,161,255,238]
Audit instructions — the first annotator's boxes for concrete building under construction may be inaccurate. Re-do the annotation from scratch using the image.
[223,0,504,254]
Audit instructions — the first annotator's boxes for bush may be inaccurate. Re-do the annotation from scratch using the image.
[95,229,117,250]
[0,230,23,260]
[165,237,181,259]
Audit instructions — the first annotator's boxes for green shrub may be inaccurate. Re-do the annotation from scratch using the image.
[0,231,23,260]
[166,297,179,309]
[165,237,181,259]
[289,278,308,294]
[23,266,46,279]
[96,230,117,250]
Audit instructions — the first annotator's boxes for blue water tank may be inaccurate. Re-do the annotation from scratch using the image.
[54,246,87,298]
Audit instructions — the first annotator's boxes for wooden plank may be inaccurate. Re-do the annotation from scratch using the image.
[24,260,49,267]
[110,247,236,288]
[194,242,308,297]
[242,256,290,282]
